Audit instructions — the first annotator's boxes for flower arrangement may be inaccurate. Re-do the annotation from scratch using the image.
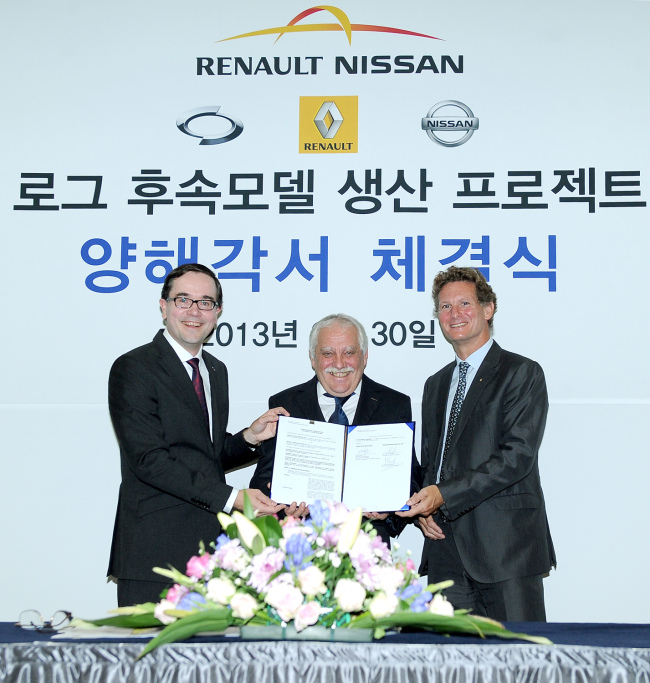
[85,497,550,657]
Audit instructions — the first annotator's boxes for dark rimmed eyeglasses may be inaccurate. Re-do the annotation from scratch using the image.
[15,609,72,633]
[167,297,219,311]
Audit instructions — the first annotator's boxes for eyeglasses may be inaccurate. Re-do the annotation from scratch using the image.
[168,297,219,311]
[16,609,72,633]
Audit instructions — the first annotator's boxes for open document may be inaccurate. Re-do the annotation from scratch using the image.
[271,416,414,511]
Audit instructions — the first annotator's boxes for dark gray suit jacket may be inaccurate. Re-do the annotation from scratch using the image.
[107,330,256,583]
[421,342,556,583]
[249,374,420,540]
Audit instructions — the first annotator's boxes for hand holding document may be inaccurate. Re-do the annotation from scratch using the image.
[270,416,414,511]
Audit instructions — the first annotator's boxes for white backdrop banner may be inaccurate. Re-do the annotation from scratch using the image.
[1,0,649,623]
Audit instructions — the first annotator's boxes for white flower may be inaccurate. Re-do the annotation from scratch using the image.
[154,599,177,625]
[369,591,399,619]
[377,566,406,596]
[232,511,266,552]
[428,593,454,617]
[298,565,327,597]
[334,578,366,612]
[206,577,236,605]
[329,552,341,568]
[230,592,258,620]
[337,507,363,554]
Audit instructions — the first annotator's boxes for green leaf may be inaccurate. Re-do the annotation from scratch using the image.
[243,491,255,520]
[137,608,233,659]
[83,613,163,629]
[107,603,157,616]
[348,610,552,644]
[252,515,283,546]
[153,566,193,586]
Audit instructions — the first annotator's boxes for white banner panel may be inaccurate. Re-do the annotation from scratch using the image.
[1,0,649,622]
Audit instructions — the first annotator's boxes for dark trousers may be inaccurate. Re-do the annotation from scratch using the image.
[117,579,170,607]
[427,514,547,622]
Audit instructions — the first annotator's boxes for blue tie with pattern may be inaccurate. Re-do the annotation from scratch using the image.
[439,361,469,482]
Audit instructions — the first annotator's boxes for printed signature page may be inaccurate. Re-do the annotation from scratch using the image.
[342,422,414,512]
[271,415,345,505]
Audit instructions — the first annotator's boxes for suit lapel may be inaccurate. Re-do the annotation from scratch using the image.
[431,364,454,471]
[153,331,213,444]
[354,375,379,425]
[298,377,325,421]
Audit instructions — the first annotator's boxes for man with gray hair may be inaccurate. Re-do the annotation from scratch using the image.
[249,313,420,543]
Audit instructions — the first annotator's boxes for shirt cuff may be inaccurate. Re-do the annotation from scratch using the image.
[224,488,239,514]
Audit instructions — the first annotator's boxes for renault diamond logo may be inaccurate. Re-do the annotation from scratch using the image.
[314,101,343,139]
[299,96,358,153]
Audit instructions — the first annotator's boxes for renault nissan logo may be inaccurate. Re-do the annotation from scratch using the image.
[422,100,478,147]
[176,106,244,145]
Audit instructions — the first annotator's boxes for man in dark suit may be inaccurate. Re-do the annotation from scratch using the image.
[108,263,287,607]
[398,267,555,621]
[249,313,420,544]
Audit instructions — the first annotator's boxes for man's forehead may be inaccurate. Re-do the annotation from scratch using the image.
[169,273,217,299]
[318,325,360,347]
[439,281,478,300]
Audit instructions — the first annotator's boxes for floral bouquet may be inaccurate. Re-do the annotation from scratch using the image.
[83,497,550,657]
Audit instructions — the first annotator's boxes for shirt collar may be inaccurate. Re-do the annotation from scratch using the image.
[317,379,361,400]
[163,328,202,364]
[456,338,493,370]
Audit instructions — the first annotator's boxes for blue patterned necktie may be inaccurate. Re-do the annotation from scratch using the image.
[439,361,469,482]
[324,393,350,426]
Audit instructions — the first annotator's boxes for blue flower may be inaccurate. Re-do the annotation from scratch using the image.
[215,534,231,549]
[284,534,313,572]
[178,592,207,611]
[410,591,432,613]
[400,584,423,600]
[309,500,331,528]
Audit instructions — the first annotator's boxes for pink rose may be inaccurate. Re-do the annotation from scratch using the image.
[406,558,416,571]
[265,580,304,622]
[165,584,187,605]
[294,601,323,632]
[186,554,211,579]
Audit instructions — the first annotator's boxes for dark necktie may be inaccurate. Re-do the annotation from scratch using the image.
[187,358,209,426]
[324,393,350,426]
[439,361,469,482]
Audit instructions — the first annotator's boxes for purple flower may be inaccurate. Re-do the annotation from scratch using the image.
[248,546,286,592]
[410,595,429,613]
